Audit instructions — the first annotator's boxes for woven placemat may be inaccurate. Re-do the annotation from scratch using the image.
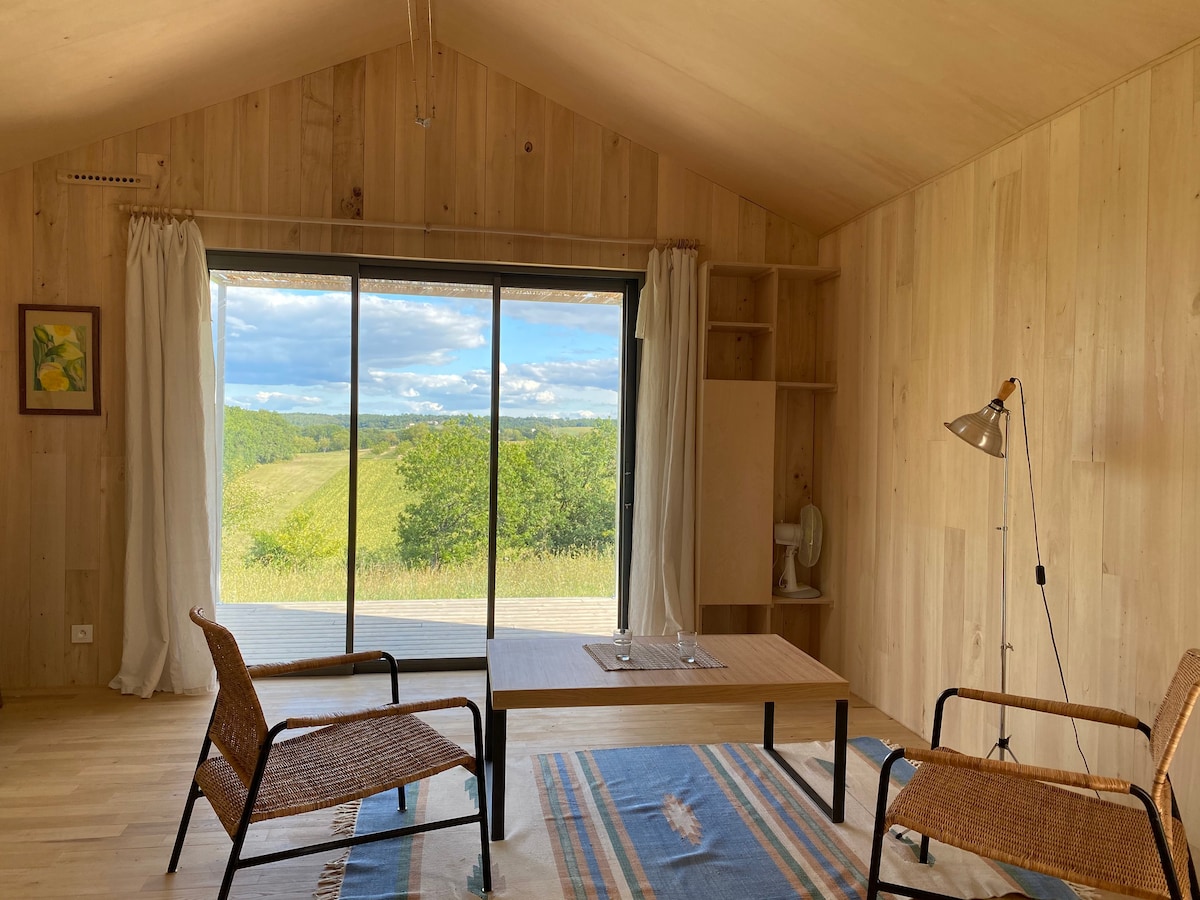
[583,641,726,671]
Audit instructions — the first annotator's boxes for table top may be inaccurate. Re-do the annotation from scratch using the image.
[486,633,848,711]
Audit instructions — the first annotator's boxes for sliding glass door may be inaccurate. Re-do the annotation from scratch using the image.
[209,268,353,661]
[354,276,494,661]
[493,284,625,642]
[210,254,638,666]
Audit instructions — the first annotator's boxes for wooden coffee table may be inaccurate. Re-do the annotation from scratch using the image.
[484,633,850,840]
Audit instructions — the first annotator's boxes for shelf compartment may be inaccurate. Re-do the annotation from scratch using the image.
[707,262,840,283]
[777,381,837,392]
[708,320,773,333]
[772,593,833,606]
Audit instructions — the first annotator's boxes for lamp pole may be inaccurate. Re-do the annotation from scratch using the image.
[944,378,1018,762]
[994,409,1012,762]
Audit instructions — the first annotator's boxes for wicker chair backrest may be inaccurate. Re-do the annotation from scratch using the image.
[1149,648,1200,826]
[189,607,269,787]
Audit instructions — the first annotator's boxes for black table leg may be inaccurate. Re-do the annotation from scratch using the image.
[487,708,507,840]
[763,697,849,824]
[832,697,847,822]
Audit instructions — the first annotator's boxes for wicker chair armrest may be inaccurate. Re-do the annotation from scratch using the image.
[247,650,389,678]
[284,696,472,730]
[903,747,1132,794]
[956,687,1140,729]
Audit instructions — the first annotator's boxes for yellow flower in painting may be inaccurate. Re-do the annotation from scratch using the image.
[37,361,71,392]
[45,324,77,345]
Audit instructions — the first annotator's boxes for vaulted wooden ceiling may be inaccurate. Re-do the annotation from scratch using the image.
[5,1,1200,232]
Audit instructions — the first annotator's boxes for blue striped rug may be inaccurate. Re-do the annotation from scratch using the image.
[321,737,1082,900]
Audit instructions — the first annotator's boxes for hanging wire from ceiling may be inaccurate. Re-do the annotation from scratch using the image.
[407,0,436,127]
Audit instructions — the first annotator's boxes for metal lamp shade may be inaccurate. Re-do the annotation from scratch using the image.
[944,404,1006,458]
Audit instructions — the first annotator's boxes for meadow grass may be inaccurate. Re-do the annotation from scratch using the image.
[220,551,616,602]
[220,449,615,602]
[237,451,349,531]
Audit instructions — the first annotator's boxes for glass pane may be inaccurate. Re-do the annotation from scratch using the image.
[210,270,353,665]
[494,286,622,640]
[355,278,494,659]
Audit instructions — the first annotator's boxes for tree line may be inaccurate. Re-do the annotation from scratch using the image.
[222,407,611,478]
[223,408,618,570]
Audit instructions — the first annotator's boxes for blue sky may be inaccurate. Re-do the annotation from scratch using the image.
[216,282,623,420]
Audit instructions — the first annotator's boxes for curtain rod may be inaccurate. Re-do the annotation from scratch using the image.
[116,204,700,249]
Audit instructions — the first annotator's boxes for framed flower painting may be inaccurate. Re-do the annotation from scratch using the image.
[18,305,101,415]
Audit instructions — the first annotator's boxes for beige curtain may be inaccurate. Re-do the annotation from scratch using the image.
[629,247,699,636]
[110,216,217,698]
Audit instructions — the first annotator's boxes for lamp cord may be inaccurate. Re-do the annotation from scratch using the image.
[1013,377,1095,786]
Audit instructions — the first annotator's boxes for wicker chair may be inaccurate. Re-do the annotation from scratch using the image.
[168,608,491,900]
[867,649,1200,900]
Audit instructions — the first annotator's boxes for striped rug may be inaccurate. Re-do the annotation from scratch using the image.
[320,737,1082,900]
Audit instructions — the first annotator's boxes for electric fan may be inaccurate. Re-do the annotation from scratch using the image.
[773,504,822,599]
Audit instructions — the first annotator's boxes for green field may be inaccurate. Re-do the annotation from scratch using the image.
[219,449,615,603]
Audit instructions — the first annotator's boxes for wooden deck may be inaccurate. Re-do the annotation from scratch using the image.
[216,596,616,664]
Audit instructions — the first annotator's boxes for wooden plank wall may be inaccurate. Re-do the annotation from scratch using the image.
[0,41,817,691]
[818,47,1200,828]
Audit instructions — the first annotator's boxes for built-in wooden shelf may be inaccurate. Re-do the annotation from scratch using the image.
[777,381,837,392]
[707,320,774,333]
[708,262,841,284]
[771,593,833,606]
[698,259,840,657]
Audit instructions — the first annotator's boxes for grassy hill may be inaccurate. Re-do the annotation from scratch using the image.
[218,446,614,603]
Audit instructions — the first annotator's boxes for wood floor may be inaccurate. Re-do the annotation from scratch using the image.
[0,670,925,900]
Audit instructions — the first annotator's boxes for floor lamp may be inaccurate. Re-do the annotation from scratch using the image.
[944,378,1017,761]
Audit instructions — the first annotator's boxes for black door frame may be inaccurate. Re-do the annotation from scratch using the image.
[209,250,642,670]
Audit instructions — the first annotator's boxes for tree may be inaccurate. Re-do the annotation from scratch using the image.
[222,406,297,478]
[248,508,344,569]
[395,419,618,566]
[296,422,351,452]
[521,420,617,553]
[394,421,490,566]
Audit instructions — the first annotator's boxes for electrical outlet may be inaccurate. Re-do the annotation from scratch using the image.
[71,624,93,644]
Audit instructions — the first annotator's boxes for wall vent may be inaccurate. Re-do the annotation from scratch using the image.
[57,170,148,187]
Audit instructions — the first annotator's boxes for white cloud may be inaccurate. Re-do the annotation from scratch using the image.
[225,315,257,335]
[219,286,489,385]
[502,298,621,336]
[215,282,624,420]
[250,390,325,409]
[509,358,619,391]
[358,369,492,415]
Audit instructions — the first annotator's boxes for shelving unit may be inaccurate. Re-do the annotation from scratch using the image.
[695,260,839,658]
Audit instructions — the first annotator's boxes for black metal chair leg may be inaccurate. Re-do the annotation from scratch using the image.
[217,847,241,900]
[1168,781,1199,900]
[478,772,492,893]
[867,749,905,900]
[217,810,256,900]
[167,720,216,874]
[470,701,492,893]
[1133,786,1185,900]
[919,834,931,864]
[397,784,406,811]
[167,778,204,873]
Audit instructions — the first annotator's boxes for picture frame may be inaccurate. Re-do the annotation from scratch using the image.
[18,304,101,416]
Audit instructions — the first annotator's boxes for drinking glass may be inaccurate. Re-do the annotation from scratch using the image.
[677,630,697,663]
[613,628,633,662]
